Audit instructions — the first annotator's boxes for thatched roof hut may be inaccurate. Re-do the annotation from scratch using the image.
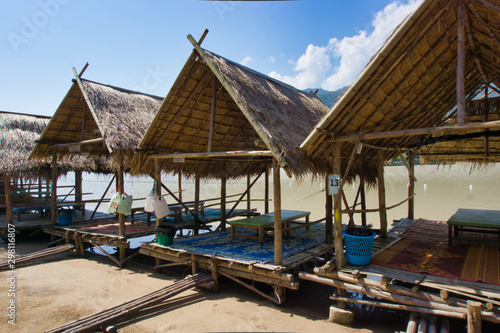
[132,38,330,179]
[0,111,51,179]
[300,0,500,179]
[30,77,163,171]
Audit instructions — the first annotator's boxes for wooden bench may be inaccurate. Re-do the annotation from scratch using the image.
[228,210,311,243]
[447,208,500,245]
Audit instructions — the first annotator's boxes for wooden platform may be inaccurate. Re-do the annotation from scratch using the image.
[301,218,500,327]
[0,210,114,232]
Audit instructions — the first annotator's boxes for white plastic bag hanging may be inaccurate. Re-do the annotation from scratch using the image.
[116,194,133,215]
[152,195,170,219]
[144,191,155,213]
[107,193,121,214]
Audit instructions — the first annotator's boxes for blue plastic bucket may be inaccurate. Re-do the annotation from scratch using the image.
[343,230,376,266]
[57,209,74,226]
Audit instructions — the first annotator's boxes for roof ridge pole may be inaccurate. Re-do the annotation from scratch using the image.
[71,67,112,154]
[186,34,290,175]
[456,0,466,126]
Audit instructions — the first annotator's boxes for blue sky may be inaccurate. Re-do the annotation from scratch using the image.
[0,0,422,116]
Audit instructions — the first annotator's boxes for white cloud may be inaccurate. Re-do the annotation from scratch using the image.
[269,0,423,91]
[267,56,275,63]
[241,56,253,66]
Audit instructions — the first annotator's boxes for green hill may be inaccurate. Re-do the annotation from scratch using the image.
[304,87,347,108]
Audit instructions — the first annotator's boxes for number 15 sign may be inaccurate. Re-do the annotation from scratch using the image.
[328,174,341,195]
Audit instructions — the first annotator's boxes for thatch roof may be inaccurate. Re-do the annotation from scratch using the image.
[0,111,50,178]
[300,0,500,181]
[30,78,163,171]
[0,111,107,179]
[132,44,330,179]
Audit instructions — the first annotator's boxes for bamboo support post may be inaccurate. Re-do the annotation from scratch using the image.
[408,151,415,220]
[360,179,367,226]
[4,175,13,224]
[219,271,282,305]
[273,158,282,266]
[51,152,58,225]
[378,151,388,238]
[220,170,227,231]
[467,301,482,333]
[89,240,121,267]
[117,161,125,238]
[211,261,219,292]
[264,162,270,214]
[457,0,466,126]
[333,143,344,268]
[407,312,419,333]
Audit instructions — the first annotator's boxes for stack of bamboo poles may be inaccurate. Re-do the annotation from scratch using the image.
[0,244,74,269]
[299,264,500,331]
[46,272,212,333]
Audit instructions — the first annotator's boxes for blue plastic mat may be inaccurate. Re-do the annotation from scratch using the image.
[167,223,325,263]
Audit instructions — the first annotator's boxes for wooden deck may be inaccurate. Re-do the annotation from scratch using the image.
[301,218,500,328]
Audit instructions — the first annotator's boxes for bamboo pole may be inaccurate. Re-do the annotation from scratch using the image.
[220,169,227,232]
[408,151,415,220]
[333,142,345,268]
[331,296,466,320]
[246,174,251,217]
[151,150,273,159]
[467,301,482,333]
[4,175,13,224]
[117,160,125,239]
[273,158,282,266]
[154,160,162,268]
[325,172,333,245]
[219,271,281,305]
[90,175,116,221]
[264,162,270,214]
[407,312,419,333]
[360,178,367,226]
[457,0,466,126]
[208,76,216,152]
[378,151,388,238]
[194,175,200,235]
[51,152,58,225]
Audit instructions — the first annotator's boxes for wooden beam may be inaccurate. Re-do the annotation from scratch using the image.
[273,158,282,265]
[333,119,500,142]
[457,0,466,126]
[264,162,270,214]
[197,29,209,45]
[467,301,482,333]
[477,0,500,11]
[151,150,273,159]
[325,173,333,244]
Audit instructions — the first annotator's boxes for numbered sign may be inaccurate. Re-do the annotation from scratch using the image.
[328,174,341,195]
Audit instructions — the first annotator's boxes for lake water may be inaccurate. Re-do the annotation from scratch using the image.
[59,164,500,228]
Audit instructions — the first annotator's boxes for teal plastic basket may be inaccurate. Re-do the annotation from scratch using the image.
[343,230,376,266]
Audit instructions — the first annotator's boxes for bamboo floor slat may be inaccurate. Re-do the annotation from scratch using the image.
[0,244,75,269]
[46,272,212,333]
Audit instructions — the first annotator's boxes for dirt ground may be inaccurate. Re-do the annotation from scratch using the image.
[0,233,406,333]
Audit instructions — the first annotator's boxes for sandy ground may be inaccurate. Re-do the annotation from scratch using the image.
[0,234,403,333]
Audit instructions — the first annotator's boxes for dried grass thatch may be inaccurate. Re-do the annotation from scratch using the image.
[132,47,330,179]
[300,0,500,182]
[30,79,163,171]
